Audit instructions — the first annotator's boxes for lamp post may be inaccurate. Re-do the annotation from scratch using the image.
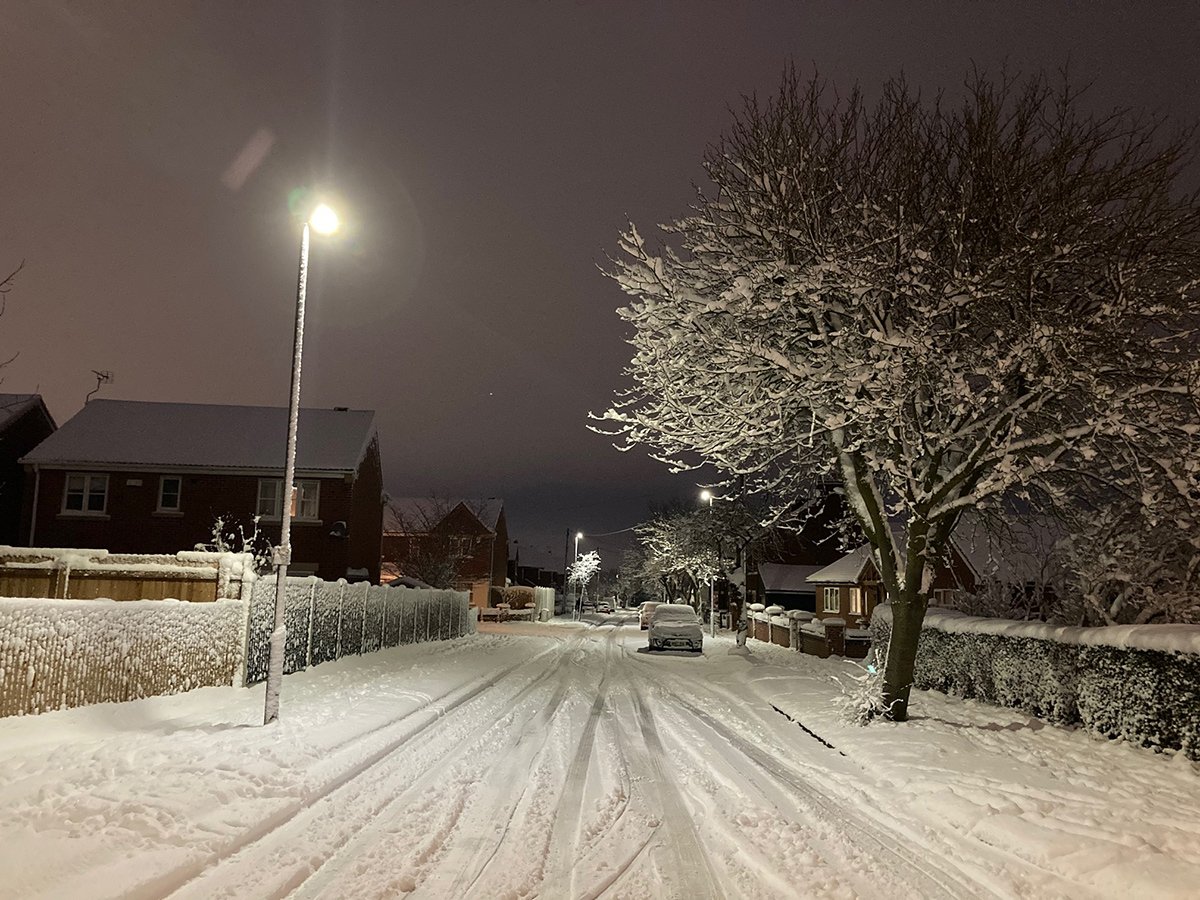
[701,490,717,637]
[573,531,583,619]
[263,203,339,726]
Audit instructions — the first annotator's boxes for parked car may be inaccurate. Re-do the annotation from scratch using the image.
[648,604,703,652]
[639,601,661,630]
[597,602,612,614]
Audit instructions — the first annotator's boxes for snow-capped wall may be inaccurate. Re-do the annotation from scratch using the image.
[0,596,246,718]
[870,606,1200,759]
[243,577,473,685]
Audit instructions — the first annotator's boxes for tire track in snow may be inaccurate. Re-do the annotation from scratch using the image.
[660,688,996,900]
[320,637,586,900]
[624,681,723,900]
[540,629,618,898]
[150,640,574,900]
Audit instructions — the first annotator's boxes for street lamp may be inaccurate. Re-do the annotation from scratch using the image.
[573,532,584,619]
[700,490,717,637]
[263,202,340,726]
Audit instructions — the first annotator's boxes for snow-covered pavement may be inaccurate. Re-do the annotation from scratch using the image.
[0,616,1197,899]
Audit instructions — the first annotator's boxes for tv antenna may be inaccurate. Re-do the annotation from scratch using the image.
[86,370,114,404]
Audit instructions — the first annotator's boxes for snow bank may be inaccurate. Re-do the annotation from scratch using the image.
[0,596,246,717]
[871,605,1200,759]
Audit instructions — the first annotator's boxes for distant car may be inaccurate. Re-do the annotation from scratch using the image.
[648,604,703,652]
[597,602,612,614]
[639,601,661,630]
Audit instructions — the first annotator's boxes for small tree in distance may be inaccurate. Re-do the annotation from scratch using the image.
[568,550,602,610]
[596,67,1200,720]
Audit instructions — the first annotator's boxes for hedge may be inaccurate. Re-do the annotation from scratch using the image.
[870,606,1200,760]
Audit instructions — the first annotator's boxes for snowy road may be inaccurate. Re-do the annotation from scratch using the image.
[2,616,1197,899]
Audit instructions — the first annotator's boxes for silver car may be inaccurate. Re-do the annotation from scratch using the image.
[648,604,703,652]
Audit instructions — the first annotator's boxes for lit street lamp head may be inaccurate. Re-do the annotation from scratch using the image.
[576,532,584,541]
[700,490,712,503]
[309,203,340,235]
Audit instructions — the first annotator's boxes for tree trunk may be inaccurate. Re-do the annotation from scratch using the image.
[882,592,926,721]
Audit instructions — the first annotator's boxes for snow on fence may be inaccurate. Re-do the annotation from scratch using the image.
[243,576,473,685]
[0,596,246,717]
[870,605,1200,760]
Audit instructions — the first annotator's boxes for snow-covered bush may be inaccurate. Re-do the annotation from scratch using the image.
[832,652,895,726]
[871,606,1200,758]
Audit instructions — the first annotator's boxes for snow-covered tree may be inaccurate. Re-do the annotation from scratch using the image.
[596,68,1200,719]
[568,550,602,606]
[634,505,718,607]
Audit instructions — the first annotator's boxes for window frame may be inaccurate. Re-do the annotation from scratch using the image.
[256,478,321,520]
[157,475,182,513]
[931,588,956,607]
[848,586,864,615]
[822,586,840,613]
[62,473,109,516]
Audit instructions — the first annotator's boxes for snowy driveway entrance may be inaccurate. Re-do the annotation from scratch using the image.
[1,617,1196,898]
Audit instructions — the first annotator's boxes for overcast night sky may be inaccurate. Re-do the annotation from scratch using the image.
[3,2,1200,568]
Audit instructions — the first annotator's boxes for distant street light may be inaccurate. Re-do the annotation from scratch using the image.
[701,490,717,637]
[263,202,340,726]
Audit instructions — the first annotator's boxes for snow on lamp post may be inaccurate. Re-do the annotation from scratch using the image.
[263,202,339,726]
[700,490,717,637]
[573,531,583,619]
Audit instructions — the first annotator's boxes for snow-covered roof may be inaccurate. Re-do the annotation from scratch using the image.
[384,497,504,534]
[806,544,874,584]
[0,393,53,431]
[758,562,823,593]
[21,400,376,474]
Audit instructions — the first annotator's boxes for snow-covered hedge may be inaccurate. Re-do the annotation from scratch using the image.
[870,606,1200,759]
[244,577,473,685]
[0,596,246,717]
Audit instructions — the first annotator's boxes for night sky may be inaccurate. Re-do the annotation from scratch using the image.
[4,2,1199,568]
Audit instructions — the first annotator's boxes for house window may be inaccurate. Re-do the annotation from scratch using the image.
[157,476,182,512]
[256,479,320,519]
[63,473,108,514]
[848,587,863,615]
[451,535,471,557]
[931,588,957,607]
[823,587,840,613]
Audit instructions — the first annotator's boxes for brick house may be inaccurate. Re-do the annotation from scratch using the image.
[0,395,56,545]
[382,498,508,607]
[806,540,977,629]
[19,400,383,582]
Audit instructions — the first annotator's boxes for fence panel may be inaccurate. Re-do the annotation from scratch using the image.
[0,597,245,717]
[382,589,402,647]
[310,580,344,666]
[362,586,388,653]
[339,582,368,656]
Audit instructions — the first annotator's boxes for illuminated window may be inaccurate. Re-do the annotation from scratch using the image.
[257,479,320,519]
[63,473,108,514]
[823,587,840,613]
[848,587,863,615]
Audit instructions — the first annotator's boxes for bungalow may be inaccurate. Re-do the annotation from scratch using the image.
[806,540,977,629]
[20,399,383,582]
